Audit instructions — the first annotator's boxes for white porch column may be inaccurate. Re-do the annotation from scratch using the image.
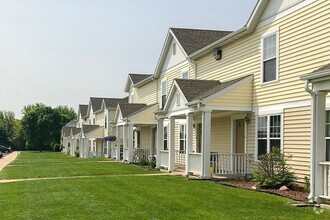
[311,91,327,202]
[116,126,121,161]
[168,116,175,172]
[127,124,134,163]
[185,113,193,175]
[156,118,164,168]
[201,110,212,179]
[123,124,128,161]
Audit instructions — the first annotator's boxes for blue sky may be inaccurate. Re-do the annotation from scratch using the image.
[0,0,257,118]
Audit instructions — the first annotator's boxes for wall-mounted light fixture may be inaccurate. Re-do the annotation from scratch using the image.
[244,116,250,124]
[213,49,222,60]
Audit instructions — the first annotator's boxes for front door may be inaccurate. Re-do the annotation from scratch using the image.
[236,119,245,153]
[235,119,245,172]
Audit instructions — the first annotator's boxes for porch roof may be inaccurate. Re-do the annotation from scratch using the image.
[62,126,73,138]
[119,103,147,118]
[301,63,330,82]
[82,125,103,138]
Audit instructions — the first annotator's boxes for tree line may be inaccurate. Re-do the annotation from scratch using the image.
[0,103,76,151]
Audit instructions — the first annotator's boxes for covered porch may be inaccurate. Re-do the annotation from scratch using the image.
[79,125,104,158]
[301,63,330,203]
[112,103,158,163]
[156,75,254,178]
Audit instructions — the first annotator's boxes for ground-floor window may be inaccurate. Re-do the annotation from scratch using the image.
[179,124,186,151]
[257,115,281,157]
[326,111,330,161]
[164,126,168,150]
[93,141,96,152]
[103,141,107,154]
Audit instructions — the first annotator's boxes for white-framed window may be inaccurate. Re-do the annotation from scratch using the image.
[262,32,278,84]
[182,71,189,79]
[179,124,186,151]
[104,114,107,129]
[103,141,107,154]
[161,80,167,108]
[176,93,180,106]
[173,43,176,55]
[164,126,168,150]
[93,141,96,152]
[326,111,330,161]
[257,115,281,157]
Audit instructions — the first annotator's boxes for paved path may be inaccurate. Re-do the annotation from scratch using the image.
[0,151,20,172]
[0,172,171,184]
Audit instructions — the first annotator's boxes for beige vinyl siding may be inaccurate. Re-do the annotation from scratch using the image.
[141,126,152,149]
[211,116,231,153]
[196,0,330,107]
[157,62,195,108]
[283,106,311,182]
[207,80,252,107]
[95,112,104,127]
[136,80,158,105]
[131,105,158,124]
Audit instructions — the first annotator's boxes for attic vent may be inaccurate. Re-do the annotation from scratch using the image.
[213,49,222,60]
[173,43,177,55]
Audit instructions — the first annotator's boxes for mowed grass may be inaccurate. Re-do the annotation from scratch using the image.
[0,151,156,179]
[0,151,329,219]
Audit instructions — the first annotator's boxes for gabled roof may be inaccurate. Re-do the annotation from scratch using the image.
[103,97,129,109]
[82,125,100,134]
[126,103,158,118]
[312,63,330,73]
[118,103,147,118]
[79,105,88,117]
[171,28,232,56]
[124,73,153,92]
[71,127,81,136]
[90,97,104,113]
[301,63,330,81]
[62,126,73,137]
[153,27,232,79]
[190,0,270,59]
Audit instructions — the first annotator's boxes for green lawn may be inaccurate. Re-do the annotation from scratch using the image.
[0,151,328,219]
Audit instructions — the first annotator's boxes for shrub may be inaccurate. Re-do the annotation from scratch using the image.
[304,175,310,191]
[75,151,80,158]
[67,149,70,155]
[51,142,61,152]
[148,155,156,169]
[139,159,149,166]
[253,148,296,188]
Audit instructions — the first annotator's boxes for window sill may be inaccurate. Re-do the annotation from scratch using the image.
[261,79,279,86]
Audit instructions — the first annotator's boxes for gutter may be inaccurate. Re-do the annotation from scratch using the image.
[304,80,316,203]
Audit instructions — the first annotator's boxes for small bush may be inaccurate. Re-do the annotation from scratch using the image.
[139,159,149,166]
[51,143,61,152]
[253,148,296,188]
[148,160,156,169]
[304,175,310,191]
[67,149,70,155]
[75,151,80,158]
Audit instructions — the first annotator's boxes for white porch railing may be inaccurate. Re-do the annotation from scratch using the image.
[210,153,253,175]
[159,150,169,168]
[133,148,156,163]
[175,150,186,166]
[320,162,330,198]
[188,153,202,174]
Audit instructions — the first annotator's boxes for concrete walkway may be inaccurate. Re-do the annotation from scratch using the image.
[0,151,20,172]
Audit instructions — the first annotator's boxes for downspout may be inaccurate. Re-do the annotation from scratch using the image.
[304,80,316,202]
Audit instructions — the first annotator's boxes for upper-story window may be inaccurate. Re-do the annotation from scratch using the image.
[257,115,281,158]
[104,114,107,129]
[182,71,189,79]
[161,80,167,108]
[262,32,278,84]
[173,43,176,55]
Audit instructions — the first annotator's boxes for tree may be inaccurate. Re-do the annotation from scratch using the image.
[11,119,26,150]
[21,103,76,151]
[21,104,62,151]
[0,111,16,147]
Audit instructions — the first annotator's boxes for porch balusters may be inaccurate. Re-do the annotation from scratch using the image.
[185,113,193,176]
[156,118,164,168]
[168,116,176,172]
[201,110,212,179]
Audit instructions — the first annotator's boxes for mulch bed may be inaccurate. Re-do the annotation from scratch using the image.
[216,180,309,202]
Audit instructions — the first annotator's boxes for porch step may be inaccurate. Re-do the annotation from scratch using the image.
[319,195,330,200]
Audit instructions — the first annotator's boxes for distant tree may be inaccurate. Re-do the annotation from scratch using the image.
[21,103,76,151]
[11,119,26,150]
[21,103,62,151]
[54,105,77,125]
[0,111,16,147]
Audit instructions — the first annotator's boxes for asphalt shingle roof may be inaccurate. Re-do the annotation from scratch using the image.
[126,103,158,118]
[82,125,100,134]
[71,128,81,135]
[170,28,232,55]
[79,105,88,117]
[90,97,104,112]
[175,75,250,102]
[312,63,330,73]
[129,74,152,85]
[118,103,147,118]
[104,97,129,109]
[62,127,73,137]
